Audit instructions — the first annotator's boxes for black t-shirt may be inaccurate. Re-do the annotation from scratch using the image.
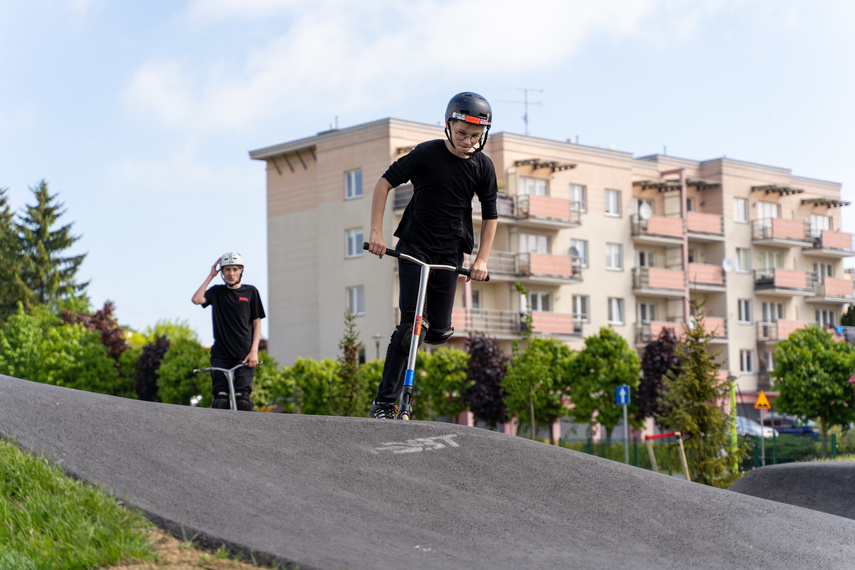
[202,284,266,360]
[384,139,498,255]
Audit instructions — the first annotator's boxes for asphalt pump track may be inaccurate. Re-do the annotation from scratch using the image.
[1,374,854,569]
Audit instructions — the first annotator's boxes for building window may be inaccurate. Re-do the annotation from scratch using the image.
[687,247,696,263]
[814,262,833,280]
[738,299,752,324]
[605,189,621,216]
[570,184,587,213]
[345,169,362,199]
[740,349,754,373]
[570,240,588,267]
[686,197,695,212]
[471,290,481,314]
[636,250,656,268]
[346,228,364,258]
[734,198,748,223]
[608,297,624,325]
[637,302,657,324]
[573,295,589,322]
[810,214,832,238]
[346,286,365,316]
[520,233,549,254]
[761,251,783,274]
[519,177,548,196]
[606,243,623,270]
[816,309,834,328]
[529,291,551,312]
[736,248,751,273]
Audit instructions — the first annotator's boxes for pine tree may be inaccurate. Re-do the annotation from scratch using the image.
[0,186,25,322]
[334,310,369,417]
[657,302,742,487]
[17,180,88,309]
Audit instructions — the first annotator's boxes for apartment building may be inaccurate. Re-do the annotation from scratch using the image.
[249,118,853,410]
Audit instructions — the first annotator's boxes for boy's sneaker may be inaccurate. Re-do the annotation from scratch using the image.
[370,400,398,419]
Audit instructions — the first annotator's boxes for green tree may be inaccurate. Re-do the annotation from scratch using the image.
[288,357,338,415]
[505,282,538,439]
[156,338,211,406]
[657,308,740,487]
[419,347,471,421]
[0,303,51,381]
[258,351,297,414]
[142,319,199,343]
[332,311,371,417]
[0,187,26,323]
[135,336,170,401]
[772,326,855,457]
[503,337,573,443]
[568,326,641,442]
[17,180,88,309]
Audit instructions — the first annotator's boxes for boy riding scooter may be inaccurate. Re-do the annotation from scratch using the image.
[366,92,498,419]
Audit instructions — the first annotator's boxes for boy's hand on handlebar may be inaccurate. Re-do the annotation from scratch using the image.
[367,230,387,259]
[243,351,259,368]
[468,258,489,282]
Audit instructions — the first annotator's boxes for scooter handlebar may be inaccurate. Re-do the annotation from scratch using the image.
[363,242,489,281]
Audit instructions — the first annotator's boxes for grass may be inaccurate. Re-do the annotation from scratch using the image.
[0,438,266,569]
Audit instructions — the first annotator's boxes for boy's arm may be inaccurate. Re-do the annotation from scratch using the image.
[367,177,393,258]
[192,258,220,305]
[469,218,497,282]
[244,318,262,367]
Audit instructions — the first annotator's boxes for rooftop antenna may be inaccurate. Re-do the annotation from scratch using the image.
[498,87,543,136]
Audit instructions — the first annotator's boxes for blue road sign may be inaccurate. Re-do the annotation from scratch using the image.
[616,384,630,406]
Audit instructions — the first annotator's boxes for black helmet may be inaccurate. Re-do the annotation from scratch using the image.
[445,92,492,126]
[445,92,492,154]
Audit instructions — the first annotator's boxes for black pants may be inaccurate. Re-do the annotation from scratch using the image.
[210,356,254,399]
[375,240,462,403]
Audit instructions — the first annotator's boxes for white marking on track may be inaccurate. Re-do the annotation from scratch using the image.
[372,434,460,454]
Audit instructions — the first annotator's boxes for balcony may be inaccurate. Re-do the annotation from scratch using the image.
[635,317,727,345]
[632,267,685,297]
[756,319,810,342]
[470,194,582,228]
[751,218,810,248]
[807,277,855,304]
[753,268,815,296]
[803,230,855,258]
[686,212,724,242]
[687,263,725,292]
[450,308,579,339]
[631,215,684,245]
[479,251,582,284]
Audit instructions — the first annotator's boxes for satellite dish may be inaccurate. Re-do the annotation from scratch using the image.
[569,246,579,258]
[721,258,734,273]
[639,202,653,220]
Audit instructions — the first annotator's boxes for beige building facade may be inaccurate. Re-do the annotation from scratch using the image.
[250,118,853,406]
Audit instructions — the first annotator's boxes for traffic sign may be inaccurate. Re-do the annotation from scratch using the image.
[616,384,630,406]
[754,391,771,410]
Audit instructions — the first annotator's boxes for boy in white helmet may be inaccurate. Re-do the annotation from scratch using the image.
[192,252,265,411]
[366,92,498,419]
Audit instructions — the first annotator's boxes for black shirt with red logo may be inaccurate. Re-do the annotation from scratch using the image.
[202,284,266,360]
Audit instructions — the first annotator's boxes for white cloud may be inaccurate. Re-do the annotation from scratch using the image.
[123,0,795,133]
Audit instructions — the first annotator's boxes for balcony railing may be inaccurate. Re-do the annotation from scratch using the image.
[472,194,581,226]
[687,263,725,288]
[686,211,724,236]
[472,251,582,282]
[631,214,684,241]
[451,308,578,337]
[812,277,855,300]
[751,218,810,244]
[805,230,855,256]
[753,268,815,294]
[632,267,685,293]
[756,319,811,342]
[635,317,727,344]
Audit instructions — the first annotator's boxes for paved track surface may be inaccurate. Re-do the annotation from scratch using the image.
[728,460,855,520]
[2,374,855,570]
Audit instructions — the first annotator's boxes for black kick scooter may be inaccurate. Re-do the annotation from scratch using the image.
[364,242,489,420]
[192,362,262,411]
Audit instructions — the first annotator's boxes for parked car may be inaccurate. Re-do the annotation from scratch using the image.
[765,415,820,440]
[735,416,778,438]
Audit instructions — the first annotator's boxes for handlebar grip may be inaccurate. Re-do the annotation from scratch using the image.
[456,267,490,282]
[363,242,398,258]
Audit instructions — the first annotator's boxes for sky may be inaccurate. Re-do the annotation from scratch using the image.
[1,0,853,347]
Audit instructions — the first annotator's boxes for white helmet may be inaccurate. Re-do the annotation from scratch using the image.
[220,252,244,267]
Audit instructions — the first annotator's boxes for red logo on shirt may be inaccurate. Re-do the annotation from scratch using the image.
[239,297,249,303]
